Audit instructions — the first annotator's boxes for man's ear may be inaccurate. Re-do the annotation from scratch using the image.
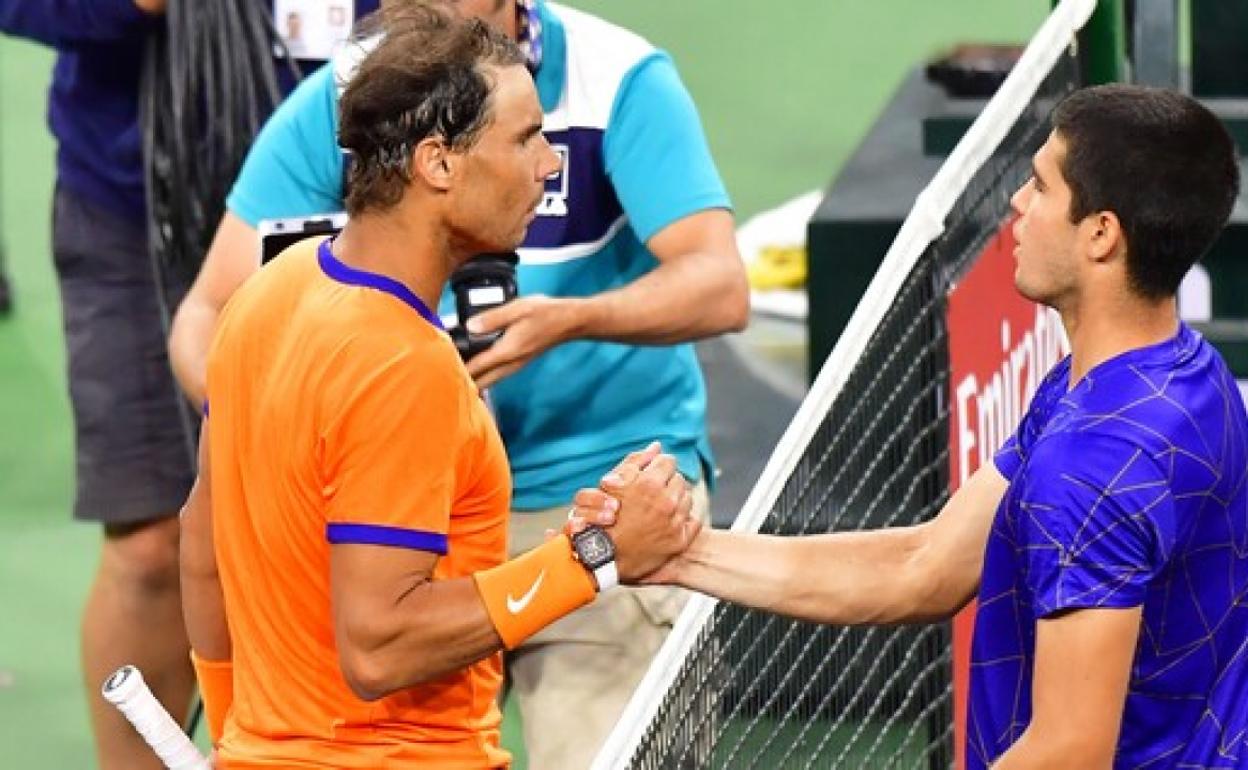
[1086,209,1124,264]
[411,137,456,192]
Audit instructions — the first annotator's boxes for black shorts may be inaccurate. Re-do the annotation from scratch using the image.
[51,186,195,525]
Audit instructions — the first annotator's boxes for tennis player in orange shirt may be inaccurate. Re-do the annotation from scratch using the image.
[177,4,700,767]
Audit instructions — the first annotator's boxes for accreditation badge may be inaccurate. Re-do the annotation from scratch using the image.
[273,0,356,61]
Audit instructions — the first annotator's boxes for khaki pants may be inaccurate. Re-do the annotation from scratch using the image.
[506,481,710,770]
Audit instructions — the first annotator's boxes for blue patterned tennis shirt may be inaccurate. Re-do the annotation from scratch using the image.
[969,322,1248,768]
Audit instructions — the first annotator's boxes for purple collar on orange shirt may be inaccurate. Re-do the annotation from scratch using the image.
[317,239,445,331]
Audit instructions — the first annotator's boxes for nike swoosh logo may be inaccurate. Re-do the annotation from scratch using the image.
[506,569,546,614]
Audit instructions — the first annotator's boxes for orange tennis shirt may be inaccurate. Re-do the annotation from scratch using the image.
[205,238,511,768]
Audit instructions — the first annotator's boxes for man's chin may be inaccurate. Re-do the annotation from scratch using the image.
[1014,277,1054,307]
[462,231,525,258]
[508,222,534,250]
[1013,273,1036,302]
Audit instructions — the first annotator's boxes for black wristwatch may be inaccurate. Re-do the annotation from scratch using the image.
[570,525,619,592]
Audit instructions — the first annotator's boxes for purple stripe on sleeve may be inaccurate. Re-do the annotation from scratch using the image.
[326,523,449,555]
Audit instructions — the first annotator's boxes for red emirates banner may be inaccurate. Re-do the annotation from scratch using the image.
[946,220,1067,769]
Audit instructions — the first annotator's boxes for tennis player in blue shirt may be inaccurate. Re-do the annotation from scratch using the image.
[582,84,1247,768]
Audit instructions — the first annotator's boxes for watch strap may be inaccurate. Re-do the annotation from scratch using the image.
[593,560,619,592]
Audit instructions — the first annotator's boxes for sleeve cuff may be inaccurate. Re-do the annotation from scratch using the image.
[103,0,153,29]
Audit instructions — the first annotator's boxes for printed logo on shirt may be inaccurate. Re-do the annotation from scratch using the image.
[537,144,569,217]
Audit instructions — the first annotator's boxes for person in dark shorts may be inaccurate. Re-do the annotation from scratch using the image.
[1,3,195,768]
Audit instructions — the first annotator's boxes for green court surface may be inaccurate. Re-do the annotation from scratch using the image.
[0,3,1044,766]
[713,714,936,769]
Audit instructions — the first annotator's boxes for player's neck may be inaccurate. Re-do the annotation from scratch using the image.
[1062,292,1179,387]
[333,213,453,312]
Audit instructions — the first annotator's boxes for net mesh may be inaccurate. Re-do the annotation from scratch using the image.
[601,5,1090,768]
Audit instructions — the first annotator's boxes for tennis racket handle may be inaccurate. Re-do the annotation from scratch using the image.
[102,665,212,770]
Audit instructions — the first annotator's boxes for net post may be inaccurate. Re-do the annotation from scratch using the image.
[1130,0,1180,88]
[593,2,1099,767]
[1059,0,1126,83]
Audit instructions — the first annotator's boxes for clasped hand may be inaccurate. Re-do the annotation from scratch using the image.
[568,442,701,584]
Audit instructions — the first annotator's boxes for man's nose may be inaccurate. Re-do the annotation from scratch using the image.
[1009,185,1028,216]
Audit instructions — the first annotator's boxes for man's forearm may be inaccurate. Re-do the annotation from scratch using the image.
[338,450,692,700]
[182,570,231,660]
[168,301,215,405]
[669,526,961,626]
[182,461,233,747]
[338,575,504,700]
[179,435,230,660]
[990,731,1112,769]
[168,211,265,403]
[570,248,748,344]
[337,536,597,700]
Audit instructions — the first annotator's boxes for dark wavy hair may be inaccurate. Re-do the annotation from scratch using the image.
[1052,85,1240,300]
[338,1,525,215]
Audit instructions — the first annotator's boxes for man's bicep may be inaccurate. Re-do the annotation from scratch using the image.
[1029,606,1141,762]
[604,54,730,242]
[645,208,738,265]
[331,543,439,620]
[181,418,213,560]
[324,374,459,678]
[329,543,441,666]
[168,211,259,402]
[192,212,260,311]
[918,462,1008,610]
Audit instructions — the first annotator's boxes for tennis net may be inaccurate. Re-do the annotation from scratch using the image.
[592,1,1096,767]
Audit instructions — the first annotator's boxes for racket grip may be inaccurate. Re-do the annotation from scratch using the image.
[102,665,212,770]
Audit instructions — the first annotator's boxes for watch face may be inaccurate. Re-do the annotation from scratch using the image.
[575,527,615,569]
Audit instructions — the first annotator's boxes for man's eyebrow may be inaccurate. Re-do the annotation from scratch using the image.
[518,120,543,139]
[1032,162,1046,187]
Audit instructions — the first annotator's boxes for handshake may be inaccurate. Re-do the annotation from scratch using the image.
[567,442,704,586]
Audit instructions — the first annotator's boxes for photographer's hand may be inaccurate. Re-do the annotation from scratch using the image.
[465,294,585,389]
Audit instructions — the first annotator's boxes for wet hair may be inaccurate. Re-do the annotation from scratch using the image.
[1052,84,1240,300]
[337,1,525,215]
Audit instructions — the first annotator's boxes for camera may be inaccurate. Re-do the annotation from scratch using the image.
[449,251,519,361]
[257,213,348,264]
